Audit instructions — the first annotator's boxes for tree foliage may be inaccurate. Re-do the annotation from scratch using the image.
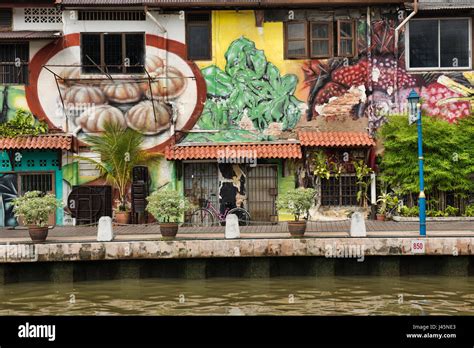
[380,115,474,196]
[0,109,48,137]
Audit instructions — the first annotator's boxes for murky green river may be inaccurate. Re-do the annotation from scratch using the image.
[0,276,473,315]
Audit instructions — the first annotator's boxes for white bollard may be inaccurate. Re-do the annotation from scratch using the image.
[225,214,240,239]
[350,212,367,237]
[97,216,114,241]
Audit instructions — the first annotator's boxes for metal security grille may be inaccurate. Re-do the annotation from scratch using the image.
[183,162,219,211]
[78,11,146,21]
[19,173,53,195]
[0,43,29,84]
[321,174,358,206]
[247,165,278,222]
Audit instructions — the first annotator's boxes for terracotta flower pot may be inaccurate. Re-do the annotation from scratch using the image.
[28,226,49,242]
[115,211,130,224]
[376,214,386,221]
[287,220,307,237]
[160,223,179,238]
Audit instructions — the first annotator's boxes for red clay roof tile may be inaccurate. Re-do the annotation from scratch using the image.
[165,142,302,160]
[297,131,375,147]
[0,134,78,152]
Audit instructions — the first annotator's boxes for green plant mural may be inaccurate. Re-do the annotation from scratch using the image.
[0,86,29,123]
[195,37,303,141]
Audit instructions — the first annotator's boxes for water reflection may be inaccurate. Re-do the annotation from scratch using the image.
[0,276,473,315]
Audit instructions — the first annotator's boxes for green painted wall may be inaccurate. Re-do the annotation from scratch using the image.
[0,150,63,225]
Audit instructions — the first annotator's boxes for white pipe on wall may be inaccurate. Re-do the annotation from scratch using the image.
[394,0,418,112]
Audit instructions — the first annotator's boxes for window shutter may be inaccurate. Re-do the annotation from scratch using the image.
[0,9,12,28]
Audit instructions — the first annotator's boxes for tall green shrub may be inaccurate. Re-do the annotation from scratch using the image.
[379,115,474,196]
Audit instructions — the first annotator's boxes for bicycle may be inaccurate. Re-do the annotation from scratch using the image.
[190,194,251,227]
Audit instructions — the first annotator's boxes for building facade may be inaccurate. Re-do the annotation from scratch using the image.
[0,0,472,225]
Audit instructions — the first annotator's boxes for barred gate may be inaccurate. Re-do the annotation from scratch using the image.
[247,165,278,222]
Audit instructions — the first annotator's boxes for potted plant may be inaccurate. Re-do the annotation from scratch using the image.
[146,190,193,238]
[114,205,131,224]
[12,191,60,242]
[277,188,315,237]
[77,122,160,224]
[376,192,389,221]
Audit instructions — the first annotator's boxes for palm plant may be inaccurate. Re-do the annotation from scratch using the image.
[76,122,161,212]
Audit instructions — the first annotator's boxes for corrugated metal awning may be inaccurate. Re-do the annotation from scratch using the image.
[406,0,474,10]
[58,0,407,7]
[0,31,63,40]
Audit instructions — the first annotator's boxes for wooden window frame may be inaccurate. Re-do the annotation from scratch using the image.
[185,11,212,61]
[337,20,356,58]
[284,21,308,59]
[310,21,333,59]
[80,32,145,75]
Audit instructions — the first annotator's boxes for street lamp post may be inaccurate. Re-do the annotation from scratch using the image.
[407,90,426,236]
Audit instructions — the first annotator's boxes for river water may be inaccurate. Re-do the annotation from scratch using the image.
[1,276,473,315]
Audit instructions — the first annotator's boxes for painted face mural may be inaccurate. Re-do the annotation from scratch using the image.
[26,34,206,151]
[303,19,473,133]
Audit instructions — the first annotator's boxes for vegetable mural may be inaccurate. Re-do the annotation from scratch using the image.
[304,19,473,134]
[190,37,303,142]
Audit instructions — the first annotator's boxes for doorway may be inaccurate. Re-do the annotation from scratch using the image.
[247,164,278,222]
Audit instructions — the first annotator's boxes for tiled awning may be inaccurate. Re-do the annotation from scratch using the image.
[0,31,63,40]
[298,131,375,147]
[0,134,78,152]
[165,142,302,160]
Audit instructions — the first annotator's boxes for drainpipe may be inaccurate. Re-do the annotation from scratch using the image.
[394,0,418,112]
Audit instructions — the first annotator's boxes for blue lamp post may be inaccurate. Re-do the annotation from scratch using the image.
[407,89,426,236]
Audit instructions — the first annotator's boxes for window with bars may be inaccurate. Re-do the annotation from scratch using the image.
[19,173,53,195]
[321,174,358,206]
[183,162,219,211]
[186,12,212,60]
[78,10,145,21]
[81,33,145,74]
[0,42,29,85]
[284,19,356,59]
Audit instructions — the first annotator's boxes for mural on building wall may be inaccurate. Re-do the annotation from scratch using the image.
[0,86,29,123]
[187,37,304,143]
[26,33,206,152]
[304,19,473,134]
[0,173,18,227]
[218,164,246,213]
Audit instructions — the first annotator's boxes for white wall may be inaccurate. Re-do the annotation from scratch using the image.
[63,11,185,42]
[13,8,63,31]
